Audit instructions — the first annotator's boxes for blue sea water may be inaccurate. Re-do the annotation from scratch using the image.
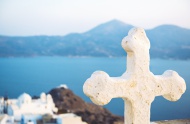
[0,57,189,121]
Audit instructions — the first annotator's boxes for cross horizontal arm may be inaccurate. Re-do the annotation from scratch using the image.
[83,71,132,105]
[153,70,186,101]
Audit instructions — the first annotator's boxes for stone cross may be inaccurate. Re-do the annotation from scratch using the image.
[83,28,186,124]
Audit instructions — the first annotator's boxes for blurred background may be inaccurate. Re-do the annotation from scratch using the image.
[0,0,190,122]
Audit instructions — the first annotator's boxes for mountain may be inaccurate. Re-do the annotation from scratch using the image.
[84,19,132,35]
[0,20,190,59]
[146,25,190,59]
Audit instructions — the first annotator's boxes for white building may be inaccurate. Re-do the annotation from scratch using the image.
[0,90,87,124]
[0,92,57,124]
[56,113,87,124]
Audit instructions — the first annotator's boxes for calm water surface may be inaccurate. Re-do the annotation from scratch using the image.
[0,57,189,121]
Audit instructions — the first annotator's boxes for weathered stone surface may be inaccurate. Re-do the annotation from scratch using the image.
[49,87,123,124]
[83,28,186,124]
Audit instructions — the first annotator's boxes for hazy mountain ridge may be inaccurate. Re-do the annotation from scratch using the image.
[0,20,190,59]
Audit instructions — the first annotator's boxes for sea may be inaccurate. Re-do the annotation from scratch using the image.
[0,57,189,121]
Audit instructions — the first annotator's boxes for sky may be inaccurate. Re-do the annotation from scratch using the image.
[0,0,190,36]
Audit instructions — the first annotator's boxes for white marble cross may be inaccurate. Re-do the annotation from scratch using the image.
[83,28,186,124]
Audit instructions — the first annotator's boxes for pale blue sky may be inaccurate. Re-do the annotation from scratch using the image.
[0,0,189,36]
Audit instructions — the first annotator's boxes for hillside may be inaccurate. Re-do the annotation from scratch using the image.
[0,20,190,59]
[49,86,123,124]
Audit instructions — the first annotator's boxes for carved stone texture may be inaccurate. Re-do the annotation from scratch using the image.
[83,28,186,124]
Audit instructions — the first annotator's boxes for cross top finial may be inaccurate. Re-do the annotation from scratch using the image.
[122,28,151,74]
[83,27,186,124]
[122,28,150,53]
